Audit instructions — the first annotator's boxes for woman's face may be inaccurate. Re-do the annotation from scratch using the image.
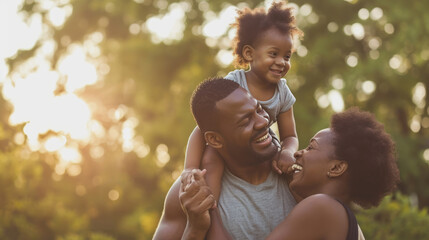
[289,128,337,199]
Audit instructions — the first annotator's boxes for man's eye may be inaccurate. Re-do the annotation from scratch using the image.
[306,145,313,150]
[239,119,250,127]
[269,52,277,57]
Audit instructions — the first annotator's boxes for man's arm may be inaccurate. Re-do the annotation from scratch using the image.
[153,178,186,240]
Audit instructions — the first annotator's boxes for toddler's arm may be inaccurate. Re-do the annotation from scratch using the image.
[201,145,226,240]
[182,126,206,183]
[273,107,299,174]
[200,146,224,200]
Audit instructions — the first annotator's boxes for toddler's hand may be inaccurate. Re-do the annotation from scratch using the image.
[272,149,295,175]
[180,168,199,187]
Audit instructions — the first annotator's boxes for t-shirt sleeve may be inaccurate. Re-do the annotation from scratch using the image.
[279,79,296,113]
[224,70,240,83]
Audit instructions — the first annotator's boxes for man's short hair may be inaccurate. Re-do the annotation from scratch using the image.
[190,77,240,132]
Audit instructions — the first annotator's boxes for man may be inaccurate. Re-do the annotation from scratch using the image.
[153,78,296,239]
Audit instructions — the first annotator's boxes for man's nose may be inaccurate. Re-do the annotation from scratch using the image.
[254,112,269,129]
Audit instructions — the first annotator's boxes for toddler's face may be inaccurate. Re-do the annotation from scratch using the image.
[249,27,293,85]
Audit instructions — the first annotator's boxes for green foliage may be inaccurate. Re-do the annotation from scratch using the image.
[356,193,429,239]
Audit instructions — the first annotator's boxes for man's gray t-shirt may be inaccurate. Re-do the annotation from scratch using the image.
[218,169,296,240]
[225,69,296,125]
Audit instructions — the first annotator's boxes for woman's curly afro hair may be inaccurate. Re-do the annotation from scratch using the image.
[231,1,303,68]
[331,107,400,208]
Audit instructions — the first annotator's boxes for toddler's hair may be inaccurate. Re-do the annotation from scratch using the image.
[232,1,303,68]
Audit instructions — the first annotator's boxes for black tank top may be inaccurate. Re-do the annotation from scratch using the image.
[337,200,358,240]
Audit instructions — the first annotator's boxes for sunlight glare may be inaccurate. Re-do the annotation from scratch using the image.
[370,7,383,21]
[346,53,358,67]
[384,23,395,34]
[45,135,67,152]
[331,77,344,90]
[155,144,170,167]
[351,23,365,40]
[0,60,9,83]
[0,0,45,59]
[410,115,421,133]
[203,6,237,38]
[134,136,150,158]
[362,80,376,94]
[328,90,344,112]
[47,6,68,28]
[423,149,429,163]
[389,55,402,70]
[57,146,82,164]
[299,4,312,16]
[317,95,330,109]
[146,3,186,43]
[358,8,369,20]
[14,132,26,145]
[108,189,120,201]
[412,82,426,108]
[296,45,308,57]
[58,45,98,92]
[90,146,105,159]
[216,49,233,67]
[368,37,381,50]
[7,73,92,144]
[327,22,338,33]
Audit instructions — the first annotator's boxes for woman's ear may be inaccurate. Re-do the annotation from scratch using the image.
[327,160,348,178]
[242,45,254,62]
[204,131,223,149]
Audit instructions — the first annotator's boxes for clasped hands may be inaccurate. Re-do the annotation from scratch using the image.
[179,169,216,233]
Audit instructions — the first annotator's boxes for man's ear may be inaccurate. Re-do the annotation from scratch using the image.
[242,45,254,62]
[204,131,223,149]
[327,160,348,178]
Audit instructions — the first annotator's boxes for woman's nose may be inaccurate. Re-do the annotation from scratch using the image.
[294,149,303,158]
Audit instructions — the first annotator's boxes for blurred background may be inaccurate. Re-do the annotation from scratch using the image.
[1,0,428,239]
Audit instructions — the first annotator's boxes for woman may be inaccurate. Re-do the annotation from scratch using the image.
[207,107,400,240]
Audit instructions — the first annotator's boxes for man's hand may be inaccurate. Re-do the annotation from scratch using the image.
[272,149,295,175]
[179,169,216,239]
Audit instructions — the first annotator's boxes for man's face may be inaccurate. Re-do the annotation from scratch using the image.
[215,88,278,165]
